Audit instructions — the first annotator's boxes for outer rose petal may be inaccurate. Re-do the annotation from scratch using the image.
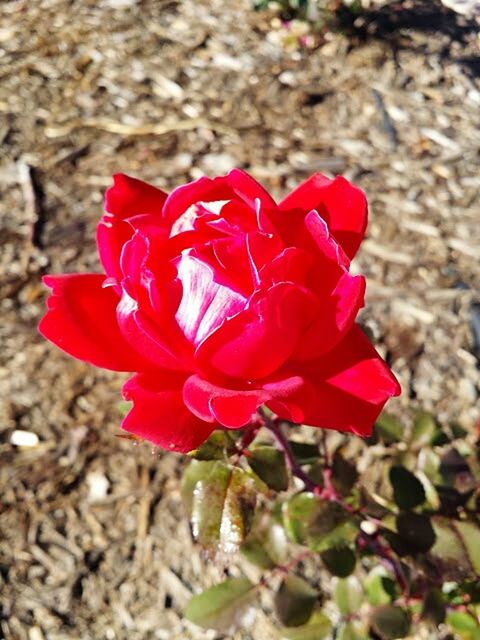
[98,174,168,280]
[279,174,368,260]
[162,175,233,224]
[162,169,277,225]
[226,169,277,212]
[122,373,215,452]
[183,374,308,428]
[183,375,269,428]
[39,274,152,372]
[268,326,401,436]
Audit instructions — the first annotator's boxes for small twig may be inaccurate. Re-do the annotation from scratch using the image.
[17,161,45,249]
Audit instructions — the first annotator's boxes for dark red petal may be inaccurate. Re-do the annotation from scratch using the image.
[294,271,366,359]
[196,283,318,380]
[270,326,401,436]
[183,375,268,428]
[122,373,216,452]
[279,174,368,259]
[39,274,152,372]
[98,174,168,280]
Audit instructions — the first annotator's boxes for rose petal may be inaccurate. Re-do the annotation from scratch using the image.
[196,283,318,380]
[98,174,168,280]
[39,274,152,372]
[226,169,277,212]
[294,271,366,359]
[269,326,401,436]
[183,375,268,428]
[175,252,247,347]
[117,290,190,371]
[163,175,233,224]
[279,174,367,260]
[122,373,216,452]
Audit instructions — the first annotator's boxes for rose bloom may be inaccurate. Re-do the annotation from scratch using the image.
[39,170,400,452]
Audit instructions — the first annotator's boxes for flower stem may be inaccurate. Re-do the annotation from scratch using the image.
[258,409,319,493]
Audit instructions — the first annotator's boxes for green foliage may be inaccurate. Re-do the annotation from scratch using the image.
[389,465,426,510]
[184,577,256,632]
[274,574,319,627]
[182,406,480,638]
[320,546,356,577]
[370,605,410,640]
[182,460,256,553]
[279,611,332,639]
[247,445,290,491]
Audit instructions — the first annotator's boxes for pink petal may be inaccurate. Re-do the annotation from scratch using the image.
[183,375,268,428]
[279,174,368,260]
[196,283,318,380]
[122,373,216,452]
[39,274,152,372]
[98,174,168,280]
[175,252,247,347]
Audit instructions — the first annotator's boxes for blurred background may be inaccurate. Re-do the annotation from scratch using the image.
[0,0,479,638]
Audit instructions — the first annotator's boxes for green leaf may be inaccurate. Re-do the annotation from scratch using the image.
[288,441,320,465]
[183,461,256,553]
[188,430,236,461]
[395,512,436,554]
[218,467,257,554]
[279,611,332,640]
[334,576,363,616]
[332,450,358,495]
[422,589,446,625]
[455,521,480,576]
[184,577,256,632]
[370,605,410,640]
[308,502,358,553]
[320,546,356,577]
[365,567,395,606]
[240,537,276,569]
[375,413,403,444]
[282,494,319,544]
[247,445,289,491]
[389,465,426,510]
[447,611,480,638]
[118,400,132,417]
[274,575,319,627]
[430,517,480,580]
[337,622,369,640]
[411,411,437,447]
[181,460,220,514]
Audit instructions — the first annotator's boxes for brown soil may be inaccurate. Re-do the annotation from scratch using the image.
[0,1,479,638]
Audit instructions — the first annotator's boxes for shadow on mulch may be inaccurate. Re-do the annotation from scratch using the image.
[340,0,480,78]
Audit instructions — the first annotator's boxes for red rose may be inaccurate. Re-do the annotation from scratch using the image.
[39,170,400,452]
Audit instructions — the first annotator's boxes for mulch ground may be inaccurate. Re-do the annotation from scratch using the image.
[0,0,479,638]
